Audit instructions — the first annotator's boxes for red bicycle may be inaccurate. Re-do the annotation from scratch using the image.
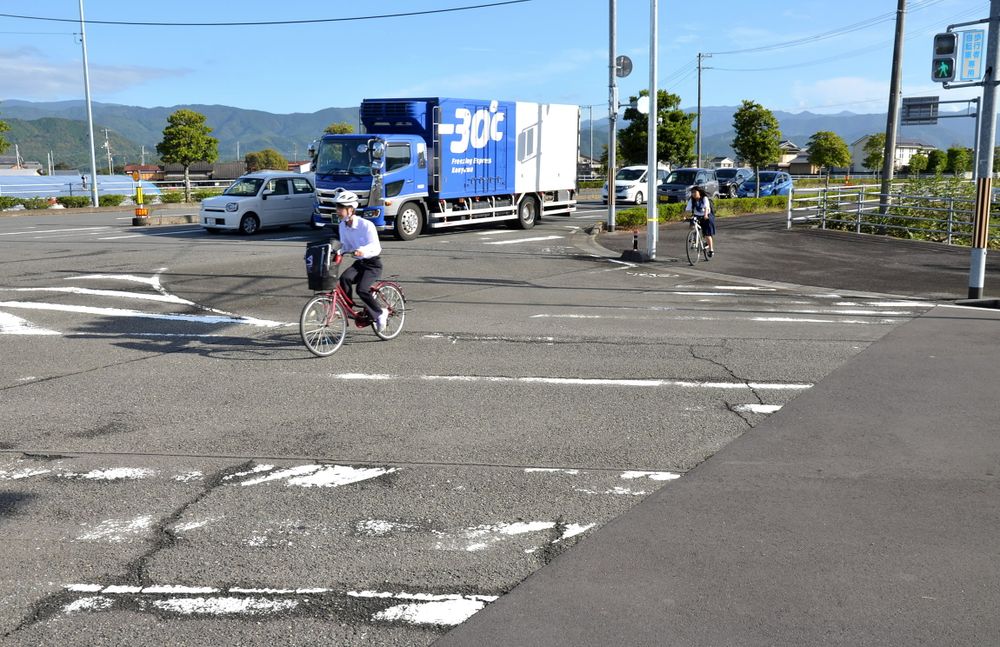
[299,248,406,357]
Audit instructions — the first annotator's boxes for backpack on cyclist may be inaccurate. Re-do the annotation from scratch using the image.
[304,240,336,291]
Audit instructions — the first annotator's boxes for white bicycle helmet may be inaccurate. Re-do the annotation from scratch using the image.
[332,188,359,209]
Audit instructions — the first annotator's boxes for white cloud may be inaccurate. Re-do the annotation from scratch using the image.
[789,77,888,113]
[0,47,186,100]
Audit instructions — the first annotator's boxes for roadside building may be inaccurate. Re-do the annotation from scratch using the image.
[850,136,934,174]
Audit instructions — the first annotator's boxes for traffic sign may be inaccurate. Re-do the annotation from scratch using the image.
[959,29,985,82]
[901,96,939,125]
[615,55,632,78]
[932,32,957,83]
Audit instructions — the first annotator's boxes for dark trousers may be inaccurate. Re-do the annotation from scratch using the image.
[339,257,383,320]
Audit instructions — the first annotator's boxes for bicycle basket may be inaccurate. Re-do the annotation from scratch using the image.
[305,240,337,290]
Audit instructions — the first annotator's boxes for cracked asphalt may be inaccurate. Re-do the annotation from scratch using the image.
[0,205,953,644]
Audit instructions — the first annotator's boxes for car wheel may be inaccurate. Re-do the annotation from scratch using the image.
[394,202,423,241]
[239,213,260,235]
[728,185,738,199]
[634,192,644,205]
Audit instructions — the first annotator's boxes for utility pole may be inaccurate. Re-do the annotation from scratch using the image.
[140,145,146,166]
[968,0,1000,299]
[607,0,618,232]
[78,0,100,207]
[646,0,658,259]
[879,0,906,214]
[696,53,711,168]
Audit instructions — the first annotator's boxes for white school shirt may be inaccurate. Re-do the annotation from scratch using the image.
[684,197,711,216]
[338,216,382,259]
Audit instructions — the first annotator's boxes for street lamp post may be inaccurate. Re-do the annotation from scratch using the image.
[79,0,100,207]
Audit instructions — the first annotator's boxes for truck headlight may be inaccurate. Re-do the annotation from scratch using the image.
[226,202,239,212]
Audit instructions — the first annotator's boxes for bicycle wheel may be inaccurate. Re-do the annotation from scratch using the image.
[300,295,347,357]
[371,284,406,340]
[686,228,702,265]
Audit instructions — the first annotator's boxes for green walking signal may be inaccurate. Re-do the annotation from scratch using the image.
[932,32,957,83]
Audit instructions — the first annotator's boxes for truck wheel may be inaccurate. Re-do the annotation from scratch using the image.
[516,196,538,229]
[394,203,423,241]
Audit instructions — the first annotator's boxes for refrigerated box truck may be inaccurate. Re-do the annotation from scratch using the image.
[311,97,578,240]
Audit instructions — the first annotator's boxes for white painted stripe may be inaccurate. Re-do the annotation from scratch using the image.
[524,468,580,475]
[331,373,813,390]
[4,287,190,304]
[0,226,110,237]
[64,597,114,613]
[531,313,898,325]
[0,311,59,335]
[141,585,219,594]
[374,599,485,626]
[620,471,681,481]
[734,403,783,414]
[484,235,564,245]
[0,301,287,327]
[152,597,298,615]
[237,464,398,488]
[751,316,899,324]
[97,234,144,240]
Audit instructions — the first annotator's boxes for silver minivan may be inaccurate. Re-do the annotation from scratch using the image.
[200,171,315,234]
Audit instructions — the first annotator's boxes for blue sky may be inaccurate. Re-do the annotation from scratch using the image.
[0,0,985,116]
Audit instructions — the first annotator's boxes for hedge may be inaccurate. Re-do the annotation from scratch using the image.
[160,191,185,203]
[616,195,788,230]
[98,194,126,207]
[56,196,92,208]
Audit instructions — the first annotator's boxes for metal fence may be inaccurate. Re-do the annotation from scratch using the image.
[787,184,1000,247]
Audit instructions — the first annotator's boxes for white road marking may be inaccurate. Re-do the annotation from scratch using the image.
[237,464,398,488]
[0,311,59,335]
[734,404,783,414]
[0,301,287,327]
[3,287,191,304]
[331,373,813,390]
[484,235,564,245]
[0,226,110,237]
[76,515,154,543]
[620,471,681,481]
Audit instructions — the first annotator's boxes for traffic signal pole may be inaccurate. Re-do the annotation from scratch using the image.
[968,0,1000,299]
[879,0,906,215]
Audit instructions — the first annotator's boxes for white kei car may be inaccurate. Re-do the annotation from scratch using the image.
[200,171,316,235]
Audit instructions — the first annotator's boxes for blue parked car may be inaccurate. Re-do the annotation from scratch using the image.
[737,171,793,197]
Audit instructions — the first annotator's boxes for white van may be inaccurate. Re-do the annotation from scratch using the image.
[601,164,671,205]
[200,171,316,235]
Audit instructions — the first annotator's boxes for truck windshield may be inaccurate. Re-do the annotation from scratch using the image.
[224,177,263,196]
[316,139,372,176]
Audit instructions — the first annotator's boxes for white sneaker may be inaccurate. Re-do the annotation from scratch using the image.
[376,308,389,331]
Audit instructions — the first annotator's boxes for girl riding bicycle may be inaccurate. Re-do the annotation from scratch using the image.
[685,186,715,258]
[333,189,388,331]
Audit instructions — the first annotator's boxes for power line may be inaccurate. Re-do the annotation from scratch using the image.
[706,0,946,56]
[0,1,530,27]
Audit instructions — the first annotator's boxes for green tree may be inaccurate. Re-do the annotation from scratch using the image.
[927,149,948,174]
[946,146,972,176]
[731,100,782,197]
[807,131,851,182]
[908,152,928,176]
[862,133,886,176]
[324,122,354,135]
[156,109,219,202]
[245,148,289,172]
[618,89,695,167]
[0,113,9,155]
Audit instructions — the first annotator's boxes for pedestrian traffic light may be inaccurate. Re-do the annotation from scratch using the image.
[932,32,957,82]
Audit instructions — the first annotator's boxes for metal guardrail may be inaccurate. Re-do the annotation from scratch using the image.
[787,185,999,246]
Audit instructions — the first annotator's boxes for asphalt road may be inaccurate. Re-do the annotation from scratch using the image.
[0,203,951,645]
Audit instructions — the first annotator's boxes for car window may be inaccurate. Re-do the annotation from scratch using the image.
[292,178,313,194]
[615,169,644,181]
[225,177,263,197]
[386,143,410,173]
[665,170,697,185]
[716,169,736,179]
[267,179,289,195]
[657,170,669,181]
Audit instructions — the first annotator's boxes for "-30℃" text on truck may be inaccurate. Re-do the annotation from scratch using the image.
[311,97,578,240]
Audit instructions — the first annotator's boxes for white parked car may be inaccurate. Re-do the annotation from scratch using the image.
[601,164,671,205]
[200,171,316,235]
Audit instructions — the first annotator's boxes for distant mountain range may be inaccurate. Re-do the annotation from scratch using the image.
[0,99,982,169]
